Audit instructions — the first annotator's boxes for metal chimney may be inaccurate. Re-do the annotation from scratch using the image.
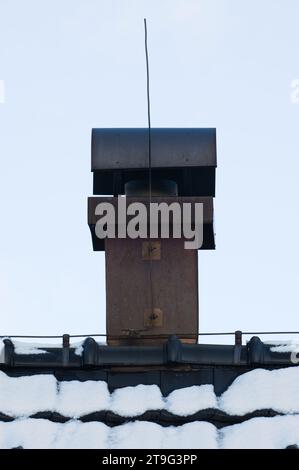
[88,128,217,345]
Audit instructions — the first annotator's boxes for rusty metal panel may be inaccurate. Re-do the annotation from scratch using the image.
[106,237,198,345]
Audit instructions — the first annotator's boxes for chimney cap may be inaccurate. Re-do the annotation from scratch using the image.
[91,128,217,197]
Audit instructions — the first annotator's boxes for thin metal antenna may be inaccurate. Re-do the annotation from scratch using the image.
[144,18,152,202]
[144,18,155,323]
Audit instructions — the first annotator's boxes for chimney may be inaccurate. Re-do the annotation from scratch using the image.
[88,128,216,345]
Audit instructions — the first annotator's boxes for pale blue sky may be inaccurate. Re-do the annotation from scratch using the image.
[0,0,299,344]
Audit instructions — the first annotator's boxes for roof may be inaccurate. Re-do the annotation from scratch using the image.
[1,339,299,449]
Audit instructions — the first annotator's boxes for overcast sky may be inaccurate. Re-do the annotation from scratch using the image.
[0,0,299,344]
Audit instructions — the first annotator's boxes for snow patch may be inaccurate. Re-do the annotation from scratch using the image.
[166,385,217,416]
[0,372,57,417]
[0,418,58,449]
[12,341,49,355]
[270,341,299,354]
[54,420,109,449]
[219,367,299,415]
[0,419,218,449]
[0,346,4,364]
[110,385,164,417]
[110,421,165,449]
[221,415,299,449]
[1,367,299,421]
[162,421,218,449]
[1,416,299,449]
[56,380,110,418]
[1,339,86,357]
[110,421,218,449]
[73,341,84,356]
[0,373,217,418]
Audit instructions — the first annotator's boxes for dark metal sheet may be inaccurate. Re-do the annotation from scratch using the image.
[160,369,213,396]
[92,128,217,170]
[108,371,161,392]
[91,128,217,196]
[2,337,296,370]
[93,167,216,197]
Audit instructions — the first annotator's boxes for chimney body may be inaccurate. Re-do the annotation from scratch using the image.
[88,128,216,345]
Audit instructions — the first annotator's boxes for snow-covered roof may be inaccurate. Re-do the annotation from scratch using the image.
[0,367,299,448]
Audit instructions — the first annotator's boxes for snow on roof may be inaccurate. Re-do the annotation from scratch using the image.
[0,419,217,449]
[0,367,299,448]
[219,367,299,415]
[219,415,299,449]
[0,340,84,357]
